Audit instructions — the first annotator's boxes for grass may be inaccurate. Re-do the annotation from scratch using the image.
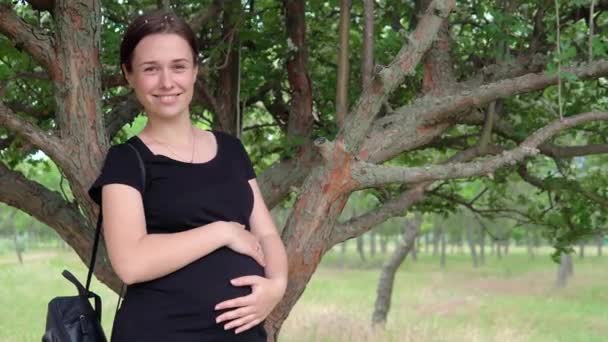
[0,245,606,341]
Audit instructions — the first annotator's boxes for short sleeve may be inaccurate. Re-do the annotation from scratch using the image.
[88,144,144,205]
[233,137,257,180]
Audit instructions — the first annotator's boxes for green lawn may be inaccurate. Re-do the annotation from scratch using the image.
[1,247,606,341]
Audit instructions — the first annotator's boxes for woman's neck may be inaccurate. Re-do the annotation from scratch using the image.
[140,115,195,146]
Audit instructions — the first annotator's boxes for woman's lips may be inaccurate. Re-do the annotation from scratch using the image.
[153,93,181,105]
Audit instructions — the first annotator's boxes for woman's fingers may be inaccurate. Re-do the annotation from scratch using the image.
[215,293,253,311]
[216,306,253,324]
[223,313,258,331]
[234,317,263,334]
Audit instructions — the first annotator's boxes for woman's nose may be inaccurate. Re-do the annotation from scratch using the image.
[159,68,174,89]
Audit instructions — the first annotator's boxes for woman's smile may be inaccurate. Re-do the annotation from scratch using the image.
[154,93,182,105]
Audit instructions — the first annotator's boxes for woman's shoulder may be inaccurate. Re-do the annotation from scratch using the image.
[106,139,141,161]
[88,140,145,204]
[208,130,245,152]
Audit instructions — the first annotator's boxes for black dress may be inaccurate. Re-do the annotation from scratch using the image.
[88,131,267,341]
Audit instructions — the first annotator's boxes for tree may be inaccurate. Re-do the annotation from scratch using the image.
[3,1,608,340]
[371,214,421,327]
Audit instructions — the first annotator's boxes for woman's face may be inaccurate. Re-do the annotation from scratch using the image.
[124,33,197,121]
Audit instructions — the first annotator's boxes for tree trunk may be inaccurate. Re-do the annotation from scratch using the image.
[479,227,485,265]
[215,3,241,135]
[458,234,464,254]
[357,235,366,261]
[504,239,510,255]
[13,229,23,265]
[598,233,604,257]
[424,232,429,254]
[380,235,388,254]
[340,240,348,269]
[440,227,446,268]
[579,241,585,259]
[496,240,502,260]
[371,216,421,327]
[411,237,418,261]
[466,225,478,267]
[526,230,535,260]
[555,253,574,288]
[370,231,377,257]
[433,226,440,256]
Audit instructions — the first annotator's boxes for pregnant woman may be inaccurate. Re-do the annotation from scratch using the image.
[88,10,287,341]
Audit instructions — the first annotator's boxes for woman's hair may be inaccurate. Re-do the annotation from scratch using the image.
[120,10,198,74]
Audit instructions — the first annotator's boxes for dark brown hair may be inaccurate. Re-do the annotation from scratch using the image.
[120,10,198,74]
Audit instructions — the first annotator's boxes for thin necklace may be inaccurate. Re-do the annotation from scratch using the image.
[147,126,196,163]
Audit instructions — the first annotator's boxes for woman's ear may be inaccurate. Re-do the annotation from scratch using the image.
[121,64,133,87]
[192,64,198,85]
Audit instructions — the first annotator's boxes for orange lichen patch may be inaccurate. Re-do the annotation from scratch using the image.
[357,148,369,161]
[422,63,437,93]
[67,8,85,31]
[417,125,434,135]
[453,96,476,112]
[320,141,357,197]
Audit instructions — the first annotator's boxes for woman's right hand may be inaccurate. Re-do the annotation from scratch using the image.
[218,221,266,267]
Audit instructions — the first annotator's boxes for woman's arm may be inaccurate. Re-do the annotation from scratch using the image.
[102,183,264,285]
[249,179,288,288]
[214,179,288,333]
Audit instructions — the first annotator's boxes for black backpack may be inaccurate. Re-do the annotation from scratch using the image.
[41,267,107,341]
[42,143,144,342]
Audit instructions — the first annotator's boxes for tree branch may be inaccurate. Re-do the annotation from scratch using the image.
[158,0,171,10]
[256,144,322,209]
[541,143,608,158]
[0,4,54,74]
[5,100,53,120]
[0,162,87,253]
[104,94,141,139]
[463,110,608,158]
[363,59,608,162]
[335,0,351,128]
[339,0,455,154]
[353,112,608,188]
[478,101,496,153]
[190,0,223,33]
[329,144,502,245]
[284,0,314,137]
[103,72,127,90]
[429,190,533,223]
[0,160,122,291]
[194,73,219,114]
[362,0,374,90]
[517,164,608,209]
[0,100,64,160]
[330,184,426,245]
[420,6,456,94]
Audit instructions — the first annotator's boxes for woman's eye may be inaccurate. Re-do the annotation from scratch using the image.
[144,67,157,72]
[173,65,186,70]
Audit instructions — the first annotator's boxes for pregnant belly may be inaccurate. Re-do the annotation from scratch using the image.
[123,247,265,326]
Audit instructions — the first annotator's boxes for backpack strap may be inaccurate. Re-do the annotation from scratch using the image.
[84,140,147,303]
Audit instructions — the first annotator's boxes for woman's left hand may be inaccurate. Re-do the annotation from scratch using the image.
[215,275,286,334]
